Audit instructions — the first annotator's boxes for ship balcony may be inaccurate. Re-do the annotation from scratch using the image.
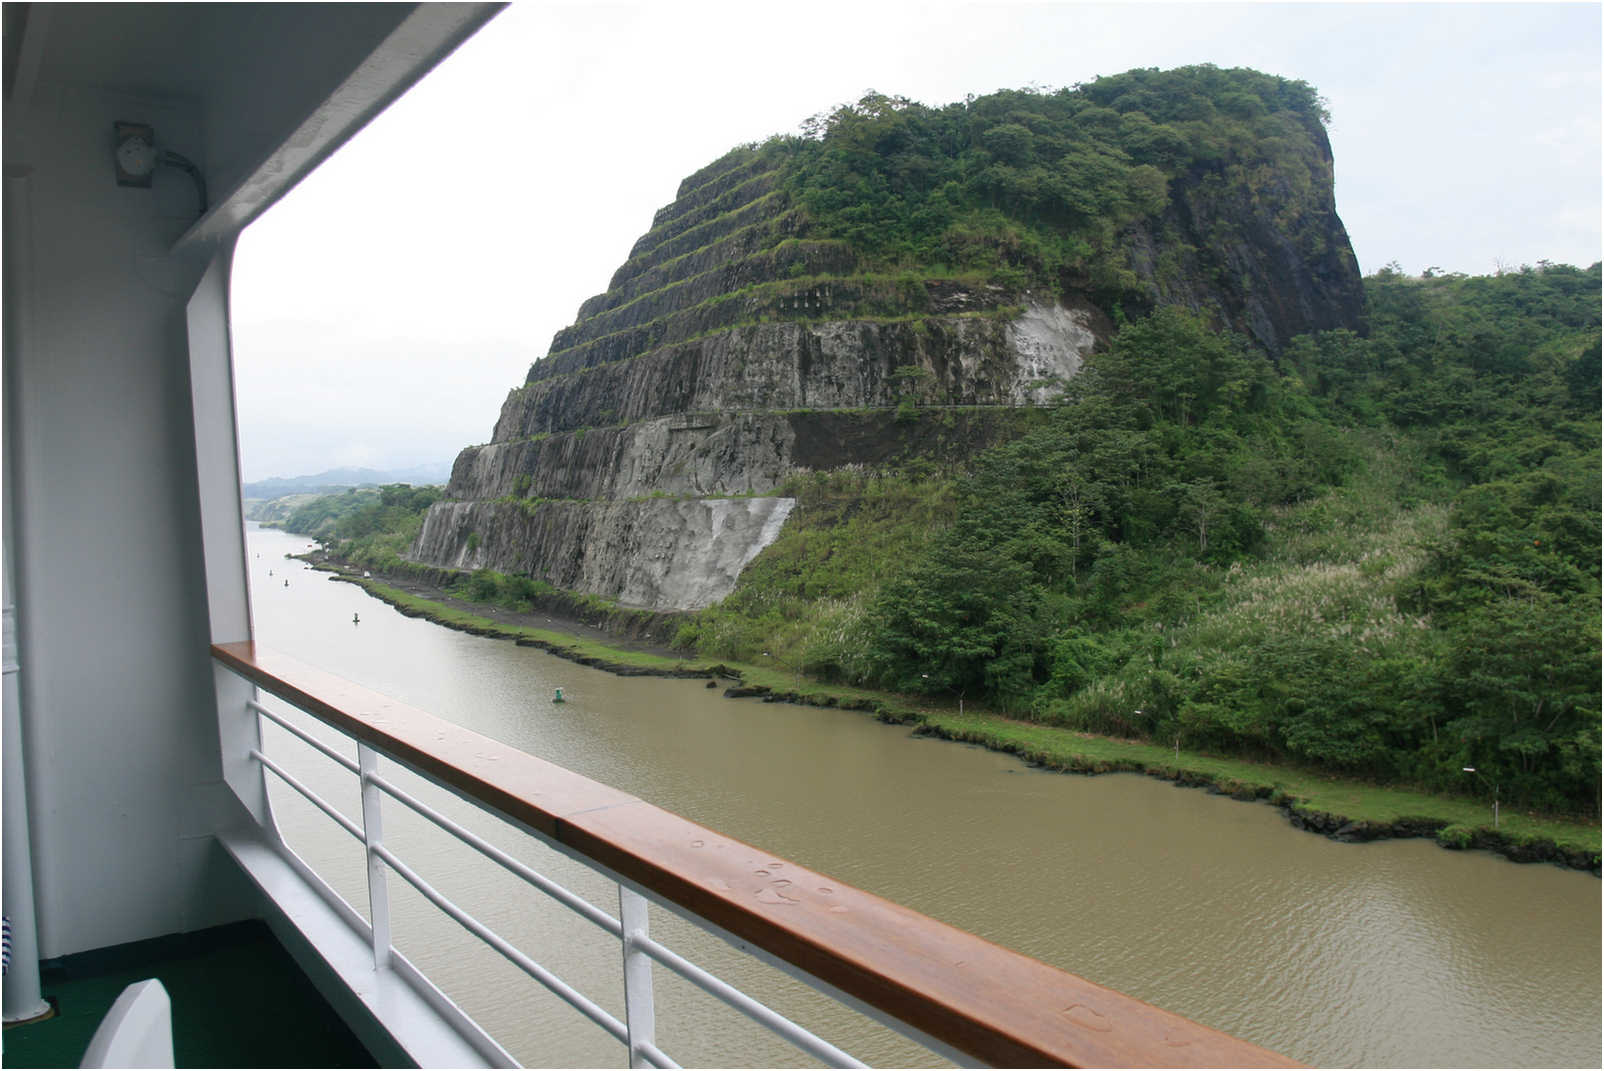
[27,639,1287,1069]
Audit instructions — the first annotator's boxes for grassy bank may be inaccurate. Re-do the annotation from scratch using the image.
[915,711,1599,866]
[333,574,715,675]
[330,565,1601,872]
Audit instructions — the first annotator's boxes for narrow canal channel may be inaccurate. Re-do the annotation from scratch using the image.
[247,525,1600,1068]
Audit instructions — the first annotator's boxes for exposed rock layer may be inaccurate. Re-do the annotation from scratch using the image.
[413,497,795,612]
[491,309,1090,441]
[447,409,1039,502]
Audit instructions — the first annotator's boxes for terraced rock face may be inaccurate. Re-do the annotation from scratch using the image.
[412,150,1098,610]
[412,71,1365,612]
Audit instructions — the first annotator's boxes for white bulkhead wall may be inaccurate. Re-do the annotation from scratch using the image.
[6,83,242,960]
[3,3,502,959]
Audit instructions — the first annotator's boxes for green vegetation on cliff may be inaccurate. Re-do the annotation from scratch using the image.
[777,66,1335,302]
[442,66,1369,615]
[683,262,1601,816]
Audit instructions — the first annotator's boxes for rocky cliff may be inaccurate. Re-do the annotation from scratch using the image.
[1117,120,1364,354]
[411,67,1364,611]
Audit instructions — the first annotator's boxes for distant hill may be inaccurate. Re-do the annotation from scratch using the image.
[244,462,451,500]
[245,492,325,525]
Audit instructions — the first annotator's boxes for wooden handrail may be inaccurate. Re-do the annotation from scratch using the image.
[213,640,1300,1068]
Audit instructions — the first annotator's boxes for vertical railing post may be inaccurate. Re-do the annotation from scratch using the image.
[2,603,50,1024]
[358,743,392,969]
[618,886,657,1068]
[1,170,50,1025]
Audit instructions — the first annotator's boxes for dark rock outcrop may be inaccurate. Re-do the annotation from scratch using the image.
[1121,127,1364,355]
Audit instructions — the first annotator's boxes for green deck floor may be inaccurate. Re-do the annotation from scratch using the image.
[3,920,375,1068]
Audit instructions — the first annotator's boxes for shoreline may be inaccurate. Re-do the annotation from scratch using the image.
[303,554,1601,875]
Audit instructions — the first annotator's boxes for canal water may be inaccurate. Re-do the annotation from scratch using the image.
[246,525,1600,1068]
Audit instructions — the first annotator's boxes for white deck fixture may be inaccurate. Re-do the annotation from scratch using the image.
[79,980,174,1069]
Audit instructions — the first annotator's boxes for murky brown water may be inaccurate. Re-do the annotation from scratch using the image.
[248,526,1600,1067]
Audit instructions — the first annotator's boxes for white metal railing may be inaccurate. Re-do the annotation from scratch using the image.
[243,696,867,1069]
[212,641,1298,1070]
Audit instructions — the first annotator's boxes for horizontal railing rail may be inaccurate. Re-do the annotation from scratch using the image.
[239,672,878,1067]
[213,640,1298,1069]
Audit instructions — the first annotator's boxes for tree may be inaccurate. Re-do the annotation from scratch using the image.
[864,536,1048,705]
[1446,585,1600,808]
[1172,478,1226,554]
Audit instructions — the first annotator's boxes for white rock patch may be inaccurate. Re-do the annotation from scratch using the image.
[1007,302,1097,404]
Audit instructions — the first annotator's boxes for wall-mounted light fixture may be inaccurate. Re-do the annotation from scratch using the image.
[113,121,157,187]
[112,121,208,217]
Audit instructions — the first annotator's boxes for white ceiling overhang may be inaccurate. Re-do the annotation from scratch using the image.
[3,2,504,253]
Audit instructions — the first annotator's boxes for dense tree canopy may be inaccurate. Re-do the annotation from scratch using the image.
[766,65,1335,301]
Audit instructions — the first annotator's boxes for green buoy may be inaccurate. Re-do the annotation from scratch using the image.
[553,687,565,703]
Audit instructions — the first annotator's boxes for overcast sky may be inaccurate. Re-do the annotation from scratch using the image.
[230,1,1602,482]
